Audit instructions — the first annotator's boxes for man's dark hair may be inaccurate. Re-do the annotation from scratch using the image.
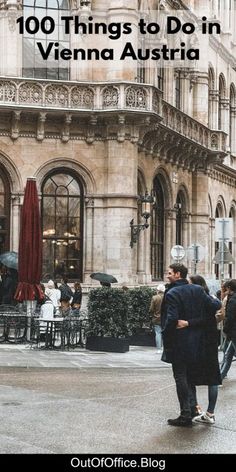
[169,263,188,279]
[227,279,236,292]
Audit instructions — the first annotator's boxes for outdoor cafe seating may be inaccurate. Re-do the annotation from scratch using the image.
[0,304,88,349]
[0,304,27,343]
[30,316,88,350]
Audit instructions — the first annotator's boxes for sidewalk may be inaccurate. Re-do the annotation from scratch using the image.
[0,343,235,455]
[0,343,166,369]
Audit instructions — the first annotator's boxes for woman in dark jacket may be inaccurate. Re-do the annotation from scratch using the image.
[71,282,82,316]
[221,279,236,380]
[178,275,221,424]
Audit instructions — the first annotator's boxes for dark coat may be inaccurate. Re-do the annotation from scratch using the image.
[59,283,73,301]
[71,290,82,307]
[1,270,18,305]
[161,279,221,385]
[187,310,222,386]
[223,292,236,341]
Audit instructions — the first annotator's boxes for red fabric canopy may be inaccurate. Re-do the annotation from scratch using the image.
[15,178,44,302]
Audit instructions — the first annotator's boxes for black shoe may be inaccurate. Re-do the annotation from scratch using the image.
[167,416,192,427]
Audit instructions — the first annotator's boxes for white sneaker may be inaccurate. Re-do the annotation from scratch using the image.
[193,413,215,425]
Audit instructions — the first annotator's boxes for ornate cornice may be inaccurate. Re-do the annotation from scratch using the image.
[211,163,236,187]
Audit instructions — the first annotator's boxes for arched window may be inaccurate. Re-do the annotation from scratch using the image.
[22,0,70,80]
[0,167,10,255]
[229,207,234,278]
[230,84,236,155]
[214,204,225,279]
[208,66,215,128]
[156,65,164,92]
[151,176,165,280]
[41,171,84,281]
[218,74,226,130]
[175,70,181,109]
[175,192,183,245]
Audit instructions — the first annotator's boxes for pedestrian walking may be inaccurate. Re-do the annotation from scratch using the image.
[161,264,221,427]
[179,275,222,425]
[149,283,165,352]
[220,279,236,381]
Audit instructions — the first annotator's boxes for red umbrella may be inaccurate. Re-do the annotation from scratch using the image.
[15,177,44,303]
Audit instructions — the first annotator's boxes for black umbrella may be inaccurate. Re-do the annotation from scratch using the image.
[0,251,18,270]
[90,272,118,284]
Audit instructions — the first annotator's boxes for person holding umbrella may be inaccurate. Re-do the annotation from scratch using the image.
[1,267,18,305]
[90,272,118,285]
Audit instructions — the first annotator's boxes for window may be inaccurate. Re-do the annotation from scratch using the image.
[214,206,220,279]
[230,84,236,154]
[229,208,234,278]
[157,65,164,92]
[42,171,83,281]
[151,177,165,280]
[175,70,181,109]
[136,38,146,83]
[218,74,226,130]
[0,168,10,255]
[175,193,183,245]
[22,0,70,80]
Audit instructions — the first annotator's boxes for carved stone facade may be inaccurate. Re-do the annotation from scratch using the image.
[0,0,236,285]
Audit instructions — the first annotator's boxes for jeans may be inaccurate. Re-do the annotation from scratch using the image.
[221,340,236,380]
[154,325,162,350]
[190,385,218,415]
[172,359,196,418]
[207,385,218,414]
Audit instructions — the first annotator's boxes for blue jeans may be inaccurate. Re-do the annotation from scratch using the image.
[221,340,236,380]
[154,325,162,350]
[191,384,218,415]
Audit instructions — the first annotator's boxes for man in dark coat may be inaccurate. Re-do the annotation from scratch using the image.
[161,263,221,427]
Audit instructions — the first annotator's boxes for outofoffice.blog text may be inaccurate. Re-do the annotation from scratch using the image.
[70,456,166,470]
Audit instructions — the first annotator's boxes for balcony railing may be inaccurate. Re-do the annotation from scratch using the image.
[0,77,161,114]
[0,77,227,153]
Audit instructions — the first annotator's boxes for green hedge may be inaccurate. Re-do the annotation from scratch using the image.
[87,286,156,338]
[127,287,156,335]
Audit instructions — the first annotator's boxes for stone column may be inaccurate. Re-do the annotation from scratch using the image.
[220,98,230,147]
[230,107,236,156]
[137,197,153,285]
[1,2,22,77]
[191,170,210,276]
[209,90,219,129]
[179,70,191,115]
[164,208,175,275]
[192,72,209,126]
[212,0,218,17]
[11,194,21,252]
[107,0,139,81]
[83,198,95,283]
[223,0,230,31]
[103,137,139,284]
[208,217,216,278]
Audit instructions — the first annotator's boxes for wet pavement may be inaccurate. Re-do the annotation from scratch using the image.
[0,344,235,454]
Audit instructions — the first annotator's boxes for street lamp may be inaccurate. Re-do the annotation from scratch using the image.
[130,190,154,248]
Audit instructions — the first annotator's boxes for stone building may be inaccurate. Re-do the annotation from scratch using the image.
[0,0,236,286]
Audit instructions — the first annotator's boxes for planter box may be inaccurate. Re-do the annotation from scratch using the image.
[86,336,129,353]
[129,330,155,347]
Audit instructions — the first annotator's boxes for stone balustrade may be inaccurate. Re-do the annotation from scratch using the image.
[0,77,227,152]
